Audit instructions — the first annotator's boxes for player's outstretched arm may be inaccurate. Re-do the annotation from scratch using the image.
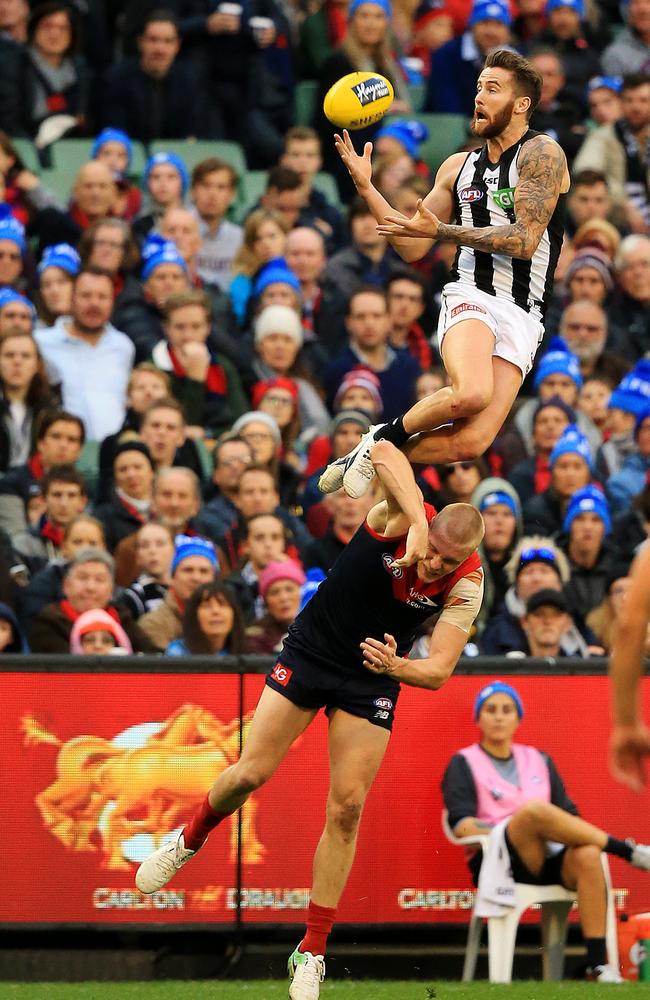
[378,135,567,261]
[609,544,650,791]
[334,129,458,263]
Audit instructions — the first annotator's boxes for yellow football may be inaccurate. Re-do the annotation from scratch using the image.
[323,71,394,130]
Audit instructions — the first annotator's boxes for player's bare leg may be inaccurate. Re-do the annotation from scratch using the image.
[405,356,524,465]
[288,710,390,999]
[135,688,316,894]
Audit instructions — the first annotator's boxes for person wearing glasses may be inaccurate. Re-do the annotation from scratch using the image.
[231,409,303,511]
[480,535,600,657]
[201,435,254,539]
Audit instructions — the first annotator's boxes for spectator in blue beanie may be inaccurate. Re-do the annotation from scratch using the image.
[91,127,142,222]
[514,337,601,456]
[471,478,523,631]
[598,360,650,479]
[0,206,26,290]
[35,243,80,329]
[607,407,650,515]
[535,0,603,112]
[559,485,616,617]
[587,75,622,126]
[0,287,35,336]
[424,0,512,115]
[134,152,189,244]
[523,425,595,536]
[503,398,575,503]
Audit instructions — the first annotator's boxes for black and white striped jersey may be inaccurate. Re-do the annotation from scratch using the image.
[448,129,565,320]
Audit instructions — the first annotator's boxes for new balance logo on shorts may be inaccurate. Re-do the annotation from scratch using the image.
[451,302,487,318]
[271,663,292,687]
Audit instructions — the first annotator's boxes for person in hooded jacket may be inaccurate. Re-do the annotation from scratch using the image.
[470,478,523,633]
[0,602,28,653]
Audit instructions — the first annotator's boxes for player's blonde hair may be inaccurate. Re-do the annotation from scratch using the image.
[434,503,485,551]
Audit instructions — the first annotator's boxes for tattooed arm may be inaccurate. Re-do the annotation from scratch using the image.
[377,134,569,260]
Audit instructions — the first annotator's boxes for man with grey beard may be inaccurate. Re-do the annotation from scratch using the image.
[559,299,629,385]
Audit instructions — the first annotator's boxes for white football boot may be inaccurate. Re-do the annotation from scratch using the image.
[288,946,325,1000]
[585,964,625,983]
[318,422,383,495]
[135,833,196,894]
[342,426,382,498]
[631,842,650,870]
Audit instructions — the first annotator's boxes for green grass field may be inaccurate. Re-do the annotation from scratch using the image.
[1,982,645,999]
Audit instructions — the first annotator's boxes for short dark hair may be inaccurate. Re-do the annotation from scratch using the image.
[239,463,278,487]
[212,434,252,470]
[482,49,542,120]
[42,464,87,497]
[141,395,185,424]
[141,8,179,33]
[346,285,388,315]
[266,166,302,193]
[284,126,320,149]
[36,409,86,445]
[241,511,287,541]
[181,580,245,654]
[571,169,608,191]
[348,195,374,224]
[73,265,115,288]
[621,73,650,94]
[387,270,428,298]
[191,157,238,189]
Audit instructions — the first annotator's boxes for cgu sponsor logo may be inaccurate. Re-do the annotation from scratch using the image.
[459,186,483,203]
[492,186,516,211]
[352,78,390,106]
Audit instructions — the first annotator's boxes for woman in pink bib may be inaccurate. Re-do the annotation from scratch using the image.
[442,681,650,984]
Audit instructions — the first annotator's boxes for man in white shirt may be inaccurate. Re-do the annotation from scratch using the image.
[36,266,135,441]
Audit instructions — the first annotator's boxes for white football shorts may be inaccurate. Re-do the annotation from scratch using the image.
[436,282,545,378]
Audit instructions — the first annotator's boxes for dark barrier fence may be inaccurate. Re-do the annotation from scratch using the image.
[2,656,649,930]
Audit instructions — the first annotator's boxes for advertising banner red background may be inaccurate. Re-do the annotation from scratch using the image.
[2,670,649,927]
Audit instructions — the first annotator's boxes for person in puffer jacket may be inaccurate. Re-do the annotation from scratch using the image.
[471,477,523,634]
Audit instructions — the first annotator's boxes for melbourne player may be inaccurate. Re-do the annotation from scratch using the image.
[609,543,650,792]
[320,48,570,499]
[136,441,484,999]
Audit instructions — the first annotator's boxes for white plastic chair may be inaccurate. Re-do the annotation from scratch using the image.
[442,810,619,983]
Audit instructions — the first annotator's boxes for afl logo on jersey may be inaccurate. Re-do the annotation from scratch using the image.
[459,186,483,203]
[382,552,403,578]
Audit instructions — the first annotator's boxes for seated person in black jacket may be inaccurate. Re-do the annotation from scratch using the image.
[120,522,174,619]
[225,512,290,623]
[523,425,595,536]
[94,441,155,553]
[558,485,615,618]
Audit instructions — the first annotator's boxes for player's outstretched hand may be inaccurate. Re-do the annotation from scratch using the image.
[334,129,372,192]
[361,633,402,677]
[609,722,650,792]
[393,521,429,569]
[377,198,439,239]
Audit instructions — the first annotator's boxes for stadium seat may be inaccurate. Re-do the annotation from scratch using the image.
[295,80,318,126]
[148,140,246,179]
[442,810,619,983]
[235,169,267,222]
[415,114,470,174]
[39,168,72,207]
[50,138,147,179]
[11,138,41,174]
[313,171,341,207]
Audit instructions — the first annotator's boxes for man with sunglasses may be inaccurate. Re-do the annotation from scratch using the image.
[135,440,484,1000]
[481,536,600,656]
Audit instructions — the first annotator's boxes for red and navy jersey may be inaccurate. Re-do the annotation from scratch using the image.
[281,503,481,675]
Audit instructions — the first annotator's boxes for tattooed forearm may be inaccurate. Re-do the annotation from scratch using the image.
[437,135,566,260]
[436,220,531,258]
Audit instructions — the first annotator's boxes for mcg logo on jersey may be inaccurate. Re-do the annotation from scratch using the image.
[459,186,483,203]
[382,552,403,578]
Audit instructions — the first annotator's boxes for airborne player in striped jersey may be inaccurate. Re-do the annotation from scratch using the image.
[319,48,571,500]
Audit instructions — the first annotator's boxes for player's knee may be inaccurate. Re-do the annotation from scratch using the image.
[229,761,271,796]
[450,386,491,420]
[517,798,553,825]
[571,844,602,874]
[327,794,364,840]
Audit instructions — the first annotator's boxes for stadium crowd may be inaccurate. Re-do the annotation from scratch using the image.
[0,0,650,659]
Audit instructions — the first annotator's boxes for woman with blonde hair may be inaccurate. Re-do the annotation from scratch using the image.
[229,209,290,326]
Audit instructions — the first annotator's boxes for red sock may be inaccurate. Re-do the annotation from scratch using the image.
[299,900,338,957]
[182,795,228,851]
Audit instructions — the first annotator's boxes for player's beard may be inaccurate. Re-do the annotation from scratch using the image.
[471,100,516,139]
